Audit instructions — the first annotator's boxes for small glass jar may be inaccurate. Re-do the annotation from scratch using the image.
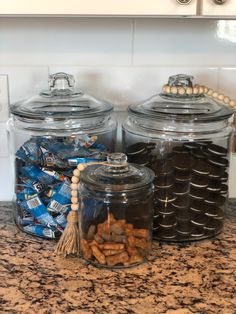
[79,153,154,268]
[8,72,117,239]
[123,74,234,242]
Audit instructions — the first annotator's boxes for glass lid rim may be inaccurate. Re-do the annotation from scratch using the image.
[128,95,234,122]
[80,163,155,192]
[10,99,114,119]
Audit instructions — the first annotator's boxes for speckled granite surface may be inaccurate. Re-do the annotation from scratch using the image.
[0,202,236,314]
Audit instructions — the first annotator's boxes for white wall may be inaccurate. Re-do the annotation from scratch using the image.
[0,17,236,200]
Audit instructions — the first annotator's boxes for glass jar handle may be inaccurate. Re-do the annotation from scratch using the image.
[176,0,192,4]
[49,72,75,91]
[168,74,194,87]
[106,153,129,173]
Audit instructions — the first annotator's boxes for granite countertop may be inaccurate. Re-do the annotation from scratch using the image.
[0,202,236,314]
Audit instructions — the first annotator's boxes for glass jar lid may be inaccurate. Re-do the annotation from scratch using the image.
[10,72,113,120]
[128,74,233,123]
[80,153,155,192]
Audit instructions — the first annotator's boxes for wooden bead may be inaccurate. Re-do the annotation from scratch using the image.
[178,87,185,95]
[207,89,213,96]
[164,85,171,93]
[77,164,86,171]
[71,176,79,184]
[186,87,193,95]
[71,190,78,197]
[71,183,78,190]
[193,87,199,94]
[213,92,218,99]
[170,87,178,94]
[198,86,204,94]
[71,197,78,204]
[73,169,80,177]
[71,204,79,211]
[224,96,230,104]
[204,87,208,94]
[218,94,224,101]
[230,100,236,107]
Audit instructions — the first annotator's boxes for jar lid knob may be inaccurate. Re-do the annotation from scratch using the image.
[107,153,128,166]
[168,74,194,87]
[49,72,75,91]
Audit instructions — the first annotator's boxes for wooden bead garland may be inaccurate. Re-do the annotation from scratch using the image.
[162,82,236,152]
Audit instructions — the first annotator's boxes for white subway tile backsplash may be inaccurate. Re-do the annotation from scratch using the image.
[0,123,8,157]
[0,157,13,201]
[49,66,218,109]
[0,66,49,105]
[133,19,236,66]
[0,18,133,66]
[218,68,236,100]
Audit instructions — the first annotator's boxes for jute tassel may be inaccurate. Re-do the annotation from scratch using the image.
[55,210,80,256]
[55,161,107,256]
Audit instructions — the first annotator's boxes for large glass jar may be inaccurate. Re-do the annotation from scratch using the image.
[123,74,234,242]
[8,72,117,239]
[79,153,154,268]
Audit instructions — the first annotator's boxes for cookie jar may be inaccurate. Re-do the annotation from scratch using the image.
[79,153,154,268]
[123,74,234,242]
[8,72,117,239]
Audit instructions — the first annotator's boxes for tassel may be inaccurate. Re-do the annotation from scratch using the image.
[55,161,107,257]
[55,210,80,256]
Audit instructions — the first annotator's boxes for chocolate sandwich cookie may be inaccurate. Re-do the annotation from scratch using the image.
[190,225,205,238]
[176,220,192,235]
[154,174,175,189]
[220,184,228,195]
[192,160,209,175]
[173,181,189,195]
[213,207,224,220]
[175,169,191,182]
[205,205,221,218]
[155,188,177,203]
[172,146,189,155]
[205,192,226,207]
[153,214,160,229]
[152,159,174,176]
[158,214,177,228]
[190,199,208,213]
[207,179,222,192]
[191,148,207,160]
[172,195,190,209]
[130,152,150,166]
[209,164,225,179]
[191,213,207,226]
[154,201,175,215]
[190,174,208,188]
[175,207,191,221]
[204,219,223,234]
[183,142,200,150]
[208,155,228,168]
[190,186,208,200]
[154,226,177,240]
[172,154,193,171]
[126,142,146,156]
[207,144,227,157]
[220,172,228,182]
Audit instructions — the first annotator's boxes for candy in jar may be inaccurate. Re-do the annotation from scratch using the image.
[8,72,117,238]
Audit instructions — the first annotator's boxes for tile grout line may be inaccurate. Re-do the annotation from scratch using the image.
[130,18,135,66]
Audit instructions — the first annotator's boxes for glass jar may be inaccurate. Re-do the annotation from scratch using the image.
[8,72,117,239]
[79,153,154,268]
[123,74,234,242]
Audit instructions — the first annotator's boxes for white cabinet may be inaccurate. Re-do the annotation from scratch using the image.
[0,0,197,16]
[202,0,236,16]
